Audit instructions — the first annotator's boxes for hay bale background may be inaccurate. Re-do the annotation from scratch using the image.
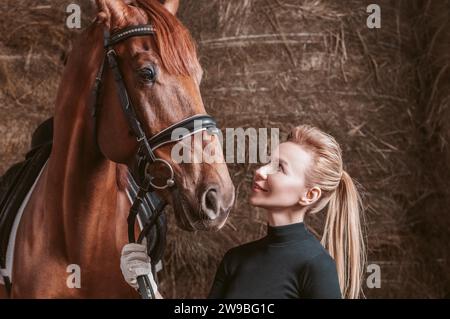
[0,0,448,298]
[0,0,90,173]
[412,0,450,298]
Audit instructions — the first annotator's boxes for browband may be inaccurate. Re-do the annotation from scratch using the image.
[106,25,156,47]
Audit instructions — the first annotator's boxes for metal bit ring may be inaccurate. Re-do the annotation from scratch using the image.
[145,158,175,190]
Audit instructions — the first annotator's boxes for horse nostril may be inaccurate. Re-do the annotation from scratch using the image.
[202,187,220,220]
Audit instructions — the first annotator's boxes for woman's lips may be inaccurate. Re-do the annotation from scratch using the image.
[252,182,268,192]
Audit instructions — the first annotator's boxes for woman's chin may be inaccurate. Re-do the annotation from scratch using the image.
[249,195,263,207]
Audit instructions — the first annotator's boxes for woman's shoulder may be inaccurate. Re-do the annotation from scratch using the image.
[303,248,337,269]
[294,237,338,280]
[223,237,267,259]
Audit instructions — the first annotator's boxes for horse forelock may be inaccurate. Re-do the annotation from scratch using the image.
[134,0,202,79]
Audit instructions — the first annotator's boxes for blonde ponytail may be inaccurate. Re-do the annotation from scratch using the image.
[321,171,365,299]
[287,125,366,299]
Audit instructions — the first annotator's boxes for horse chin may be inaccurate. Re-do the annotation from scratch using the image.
[173,200,227,232]
[176,216,225,232]
[172,197,198,232]
[171,190,230,232]
[174,212,196,232]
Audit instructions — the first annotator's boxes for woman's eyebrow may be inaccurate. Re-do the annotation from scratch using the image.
[269,157,288,168]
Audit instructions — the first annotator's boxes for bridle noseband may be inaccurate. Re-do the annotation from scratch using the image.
[91,24,219,298]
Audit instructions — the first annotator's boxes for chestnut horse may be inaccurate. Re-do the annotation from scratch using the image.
[2,0,234,298]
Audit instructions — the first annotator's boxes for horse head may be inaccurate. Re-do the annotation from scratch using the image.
[93,0,235,231]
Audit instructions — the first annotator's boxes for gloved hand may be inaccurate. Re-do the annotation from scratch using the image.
[120,243,159,295]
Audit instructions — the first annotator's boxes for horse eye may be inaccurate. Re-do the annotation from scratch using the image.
[139,66,157,83]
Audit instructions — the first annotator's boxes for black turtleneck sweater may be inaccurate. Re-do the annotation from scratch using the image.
[208,222,342,299]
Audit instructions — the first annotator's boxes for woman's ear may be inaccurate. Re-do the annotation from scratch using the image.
[298,186,321,206]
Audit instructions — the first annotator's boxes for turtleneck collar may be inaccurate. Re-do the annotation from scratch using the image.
[264,221,311,245]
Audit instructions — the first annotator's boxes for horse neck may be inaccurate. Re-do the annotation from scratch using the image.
[45,24,122,254]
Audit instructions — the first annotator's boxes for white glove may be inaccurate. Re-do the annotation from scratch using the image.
[120,243,158,294]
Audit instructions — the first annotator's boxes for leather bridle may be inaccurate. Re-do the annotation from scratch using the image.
[91,24,219,299]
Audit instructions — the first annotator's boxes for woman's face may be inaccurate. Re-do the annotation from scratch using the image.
[249,141,314,209]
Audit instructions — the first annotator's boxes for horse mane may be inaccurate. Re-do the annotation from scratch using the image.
[135,0,201,77]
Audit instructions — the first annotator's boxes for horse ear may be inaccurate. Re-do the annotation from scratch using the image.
[94,0,129,28]
[161,0,179,16]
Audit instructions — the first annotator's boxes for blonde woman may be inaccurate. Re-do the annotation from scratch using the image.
[120,125,366,299]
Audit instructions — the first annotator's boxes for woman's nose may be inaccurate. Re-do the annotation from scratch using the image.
[255,164,270,179]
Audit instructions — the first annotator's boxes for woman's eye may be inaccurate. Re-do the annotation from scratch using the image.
[278,164,284,173]
[139,66,157,83]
